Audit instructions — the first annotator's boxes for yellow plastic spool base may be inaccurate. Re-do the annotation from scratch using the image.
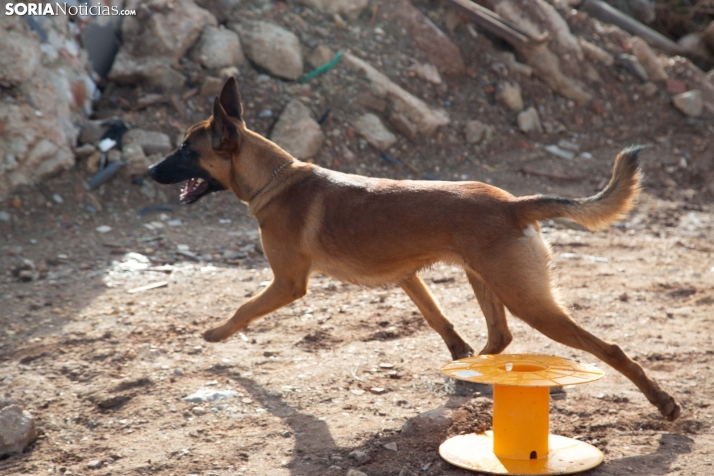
[440,354,605,475]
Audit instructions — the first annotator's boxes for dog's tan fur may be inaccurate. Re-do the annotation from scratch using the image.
[154,78,681,421]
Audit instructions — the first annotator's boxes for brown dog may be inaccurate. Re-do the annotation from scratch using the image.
[148,78,680,421]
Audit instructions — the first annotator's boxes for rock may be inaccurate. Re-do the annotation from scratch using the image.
[557,140,580,152]
[389,113,418,141]
[0,29,41,85]
[500,52,533,77]
[517,107,543,133]
[409,63,442,85]
[349,450,370,464]
[354,114,397,151]
[545,144,575,160]
[74,143,97,158]
[629,38,667,82]
[201,76,225,98]
[79,120,110,145]
[96,225,112,233]
[402,406,453,436]
[383,442,398,451]
[87,460,103,469]
[579,38,614,67]
[0,211,10,223]
[0,405,37,457]
[232,21,303,81]
[108,52,186,90]
[381,0,464,77]
[120,0,216,60]
[192,406,208,416]
[270,100,325,159]
[86,151,103,174]
[672,90,703,118]
[183,388,238,403]
[496,82,524,113]
[122,129,172,156]
[122,142,150,176]
[346,470,368,476]
[463,120,493,144]
[194,0,243,22]
[107,149,122,164]
[677,33,711,66]
[618,54,648,83]
[639,82,658,98]
[356,93,387,113]
[295,0,369,19]
[344,53,449,136]
[12,259,37,282]
[108,0,216,88]
[189,25,245,70]
[307,44,336,69]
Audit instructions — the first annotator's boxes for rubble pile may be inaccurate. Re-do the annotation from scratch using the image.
[2,0,714,203]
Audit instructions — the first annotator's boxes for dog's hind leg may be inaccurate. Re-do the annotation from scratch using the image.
[465,271,512,355]
[203,276,308,343]
[480,238,681,421]
[400,274,474,360]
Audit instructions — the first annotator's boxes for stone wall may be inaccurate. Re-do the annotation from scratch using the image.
[0,13,96,200]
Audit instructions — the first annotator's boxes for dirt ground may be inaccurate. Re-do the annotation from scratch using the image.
[1,142,713,476]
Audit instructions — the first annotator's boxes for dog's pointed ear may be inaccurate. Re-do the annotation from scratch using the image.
[211,97,238,151]
[219,77,243,120]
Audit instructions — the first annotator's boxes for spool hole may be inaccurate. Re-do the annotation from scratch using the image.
[530,450,537,459]
[499,363,547,372]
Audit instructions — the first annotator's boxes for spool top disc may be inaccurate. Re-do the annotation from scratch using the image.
[441,354,604,387]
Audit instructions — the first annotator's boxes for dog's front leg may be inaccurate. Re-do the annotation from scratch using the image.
[400,274,474,360]
[203,277,308,342]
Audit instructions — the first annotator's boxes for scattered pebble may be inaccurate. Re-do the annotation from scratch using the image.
[183,388,238,403]
[383,442,398,452]
[96,225,112,233]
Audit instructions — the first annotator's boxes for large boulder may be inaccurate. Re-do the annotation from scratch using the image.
[270,100,324,159]
[231,21,303,81]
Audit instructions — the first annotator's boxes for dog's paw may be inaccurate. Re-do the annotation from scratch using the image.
[203,328,225,343]
[658,395,682,422]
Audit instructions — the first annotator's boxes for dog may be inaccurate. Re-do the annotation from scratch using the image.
[148,77,680,421]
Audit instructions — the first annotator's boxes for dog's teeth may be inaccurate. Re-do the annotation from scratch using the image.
[196,178,204,184]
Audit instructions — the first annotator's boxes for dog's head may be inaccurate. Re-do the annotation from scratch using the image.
[147,77,245,204]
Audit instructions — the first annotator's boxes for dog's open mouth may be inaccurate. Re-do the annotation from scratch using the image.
[180,178,210,204]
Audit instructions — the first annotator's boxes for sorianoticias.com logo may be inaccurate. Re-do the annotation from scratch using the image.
[5,3,136,16]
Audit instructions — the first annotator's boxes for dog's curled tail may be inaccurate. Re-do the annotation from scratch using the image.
[514,146,643,231]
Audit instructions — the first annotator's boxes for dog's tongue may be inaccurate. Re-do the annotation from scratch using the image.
[180,178,207,202]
